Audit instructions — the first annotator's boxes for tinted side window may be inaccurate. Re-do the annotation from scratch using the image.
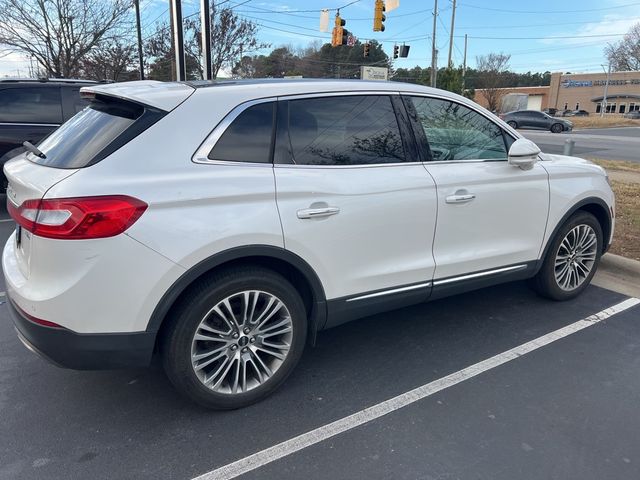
[0,87,62,123]
[287,95,405,165]
[406,96,507,161]
[208,102,274,163]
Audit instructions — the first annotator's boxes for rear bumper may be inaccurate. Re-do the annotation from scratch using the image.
[7,297,155,370]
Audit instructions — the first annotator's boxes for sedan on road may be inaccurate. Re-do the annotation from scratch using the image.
[502,110,573,133]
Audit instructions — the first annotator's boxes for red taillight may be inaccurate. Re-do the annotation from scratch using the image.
[8,195,147,240]
[11,300,66,329]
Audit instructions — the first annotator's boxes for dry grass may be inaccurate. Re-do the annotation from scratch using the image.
[591,159,640,174]
[569,116,640,129]
[609,180,640,261]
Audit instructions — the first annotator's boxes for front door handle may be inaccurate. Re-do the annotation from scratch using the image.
[445,192,476,204]
[297,206,340,219]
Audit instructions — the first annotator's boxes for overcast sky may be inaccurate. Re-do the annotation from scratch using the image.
[1,0,639,77]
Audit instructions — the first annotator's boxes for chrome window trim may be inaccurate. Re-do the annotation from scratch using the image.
[0,122,61,127]
[346,282,432,302]
[432,264,528,286]
[274,161,424,170]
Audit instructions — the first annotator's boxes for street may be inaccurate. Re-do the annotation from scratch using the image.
[1,208,639,479]
[521,127,640,162]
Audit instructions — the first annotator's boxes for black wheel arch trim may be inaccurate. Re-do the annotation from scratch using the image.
[537,196,612,271]
[146,245,327,341]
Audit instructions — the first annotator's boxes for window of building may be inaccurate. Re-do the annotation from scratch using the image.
[596,103,602,114]
[0,87,62,124]
[208,102,275,163]
[286,95,406,166]
[629,102,636,111]
[619,104,626,114]
[405,96,508,161]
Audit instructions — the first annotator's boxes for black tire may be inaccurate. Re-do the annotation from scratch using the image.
[551,123,563,133]
[161,266,307,409]
[531,211,603,301]
[507,120,518,129]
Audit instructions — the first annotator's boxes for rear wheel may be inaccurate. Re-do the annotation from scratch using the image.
[531,211,602,300]
[507,120,518,129]
[161,266,307,409]
[551,123,563,133]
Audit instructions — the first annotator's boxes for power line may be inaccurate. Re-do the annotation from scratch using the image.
[458,33,627,40]
[456,0,640,14]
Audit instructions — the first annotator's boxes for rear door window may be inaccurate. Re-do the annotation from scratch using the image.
[0,86,62,124]
[28,96,144,169]
[284,95,406,165]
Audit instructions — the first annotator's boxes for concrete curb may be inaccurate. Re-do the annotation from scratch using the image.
[593,253,640,298]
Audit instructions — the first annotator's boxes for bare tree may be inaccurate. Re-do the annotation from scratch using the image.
[209,8,268,78]
[0,0,131,78]
[605,23,640,71]
[81,40,137,81]
[476,53,511,112]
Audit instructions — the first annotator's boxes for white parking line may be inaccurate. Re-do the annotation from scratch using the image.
[0,292,5,298]
[193,297,640,480]
[0,219,14,223]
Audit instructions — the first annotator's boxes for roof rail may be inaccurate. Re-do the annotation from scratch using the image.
[0,77,98,84]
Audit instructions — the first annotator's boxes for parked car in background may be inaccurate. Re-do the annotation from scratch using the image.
[3,80,614,409]
[542,108,557,116]
[624,110,640,119]
[565,110,589,117]
[502,110,573,133]
[0,78,95,189]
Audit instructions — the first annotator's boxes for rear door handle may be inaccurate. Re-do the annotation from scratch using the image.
[445,193,476,204]
[297,206,340,219]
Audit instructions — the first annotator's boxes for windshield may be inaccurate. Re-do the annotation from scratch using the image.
[27,98,143,169]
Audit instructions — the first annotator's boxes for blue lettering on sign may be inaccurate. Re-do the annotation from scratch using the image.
[561,80,594,88]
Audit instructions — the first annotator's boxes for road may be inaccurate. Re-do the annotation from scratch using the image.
[1,207,640,479]
[520,127,640,162]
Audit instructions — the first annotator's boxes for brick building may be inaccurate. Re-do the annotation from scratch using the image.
[474,70,640,114]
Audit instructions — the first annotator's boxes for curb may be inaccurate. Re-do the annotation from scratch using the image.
[593,253,640,298]
[600,253,640,277]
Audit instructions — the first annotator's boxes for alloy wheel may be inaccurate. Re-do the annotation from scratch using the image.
[554,224,598,291]
[190,290,293,394]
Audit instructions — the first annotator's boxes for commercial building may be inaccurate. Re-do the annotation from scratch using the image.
[474,70,640,114]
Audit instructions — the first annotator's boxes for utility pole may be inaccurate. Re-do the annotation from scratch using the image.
[462,33,467,91]
[601,63,611,117]
[170,0,186,81]
[201,0,212,80]
[134,0,145,80]
[447,0,456,68]
[430,0,438,87]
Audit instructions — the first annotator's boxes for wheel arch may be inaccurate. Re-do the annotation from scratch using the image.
[539,196,612,269]
[148,246,327,346]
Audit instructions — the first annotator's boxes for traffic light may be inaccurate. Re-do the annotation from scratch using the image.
[363,42,370,57]
[373,0,386,32]
[393,44,399,59]
[331,14,348,47]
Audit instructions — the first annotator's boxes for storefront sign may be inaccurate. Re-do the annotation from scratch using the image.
[562,78,640,87]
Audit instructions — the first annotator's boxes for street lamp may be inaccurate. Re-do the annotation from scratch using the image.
[601,63,611,117]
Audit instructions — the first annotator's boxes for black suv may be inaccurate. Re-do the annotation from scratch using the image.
[0,78,96,189]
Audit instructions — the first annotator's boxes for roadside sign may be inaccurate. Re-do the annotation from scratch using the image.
[360,66,389,81]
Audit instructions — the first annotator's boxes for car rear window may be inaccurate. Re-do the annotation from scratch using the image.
[27,96,147,169]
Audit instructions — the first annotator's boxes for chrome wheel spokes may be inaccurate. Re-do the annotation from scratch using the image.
[554,224,598,291]
[191,290,293,395]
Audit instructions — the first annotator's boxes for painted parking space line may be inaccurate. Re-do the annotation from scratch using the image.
[193,297,640,480]
[0,219,14,223]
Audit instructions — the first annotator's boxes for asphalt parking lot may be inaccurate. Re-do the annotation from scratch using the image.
[1,206,640,479]
[521,127,640,162]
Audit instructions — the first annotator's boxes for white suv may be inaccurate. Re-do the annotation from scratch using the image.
[3,80,614,409]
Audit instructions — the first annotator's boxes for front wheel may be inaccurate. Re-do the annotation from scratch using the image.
[531,211,602,301]
[161,266,307,409]
[507,120,518,129]
[551,123,564,133]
